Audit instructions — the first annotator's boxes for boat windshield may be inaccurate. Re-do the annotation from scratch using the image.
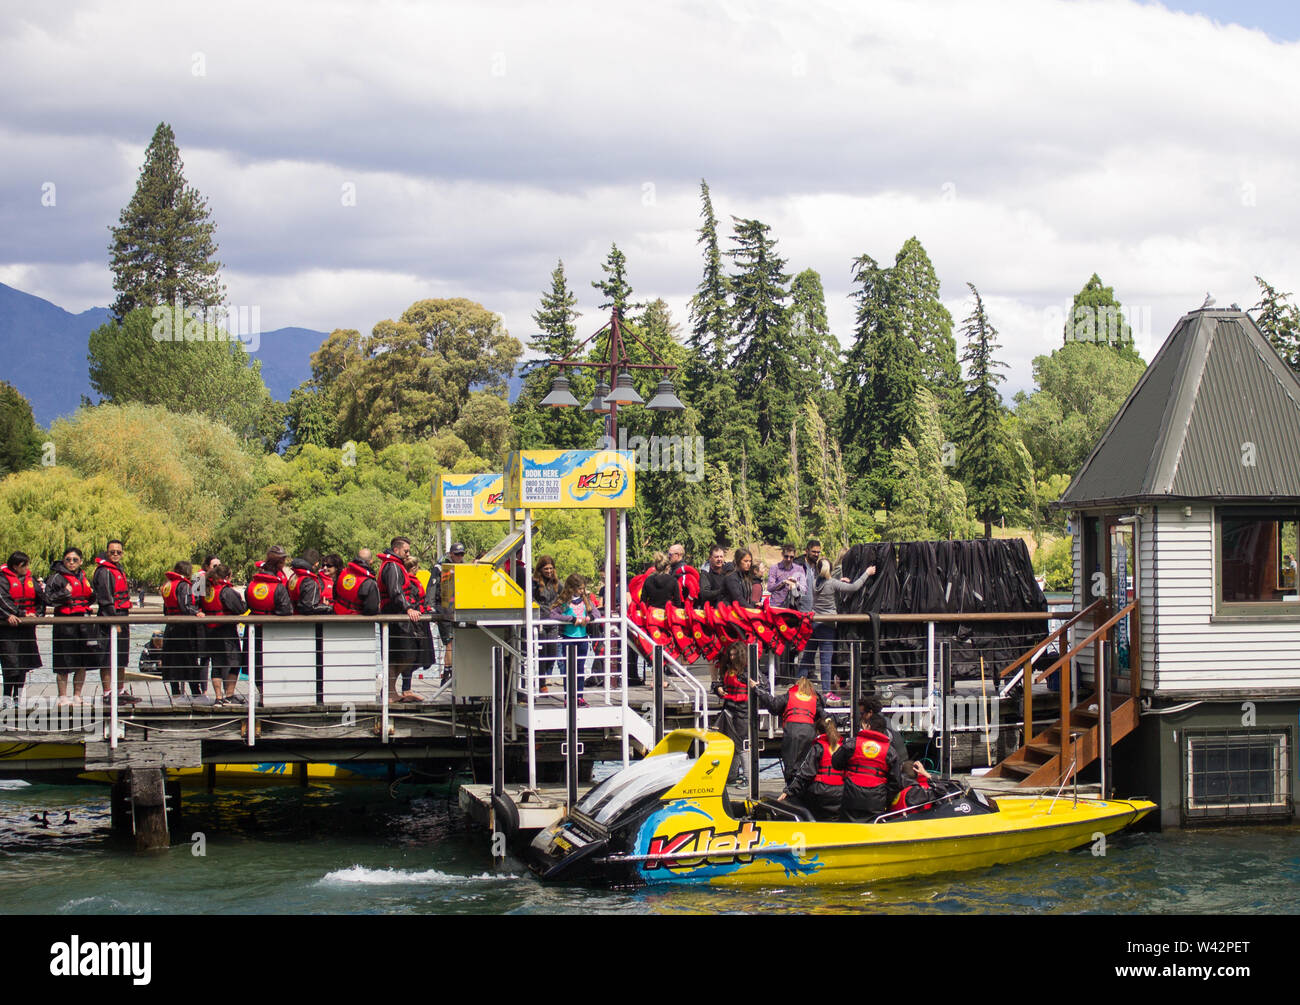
[575,751,693,825]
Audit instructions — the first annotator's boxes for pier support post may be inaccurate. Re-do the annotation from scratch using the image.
[128,768,170,852]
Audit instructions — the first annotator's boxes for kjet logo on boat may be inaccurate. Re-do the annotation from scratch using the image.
[49,937,151,985]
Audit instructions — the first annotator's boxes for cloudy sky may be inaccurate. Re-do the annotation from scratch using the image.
[2,0,1297,397]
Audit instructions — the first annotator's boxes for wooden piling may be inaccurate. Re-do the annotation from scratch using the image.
[128,768,170,852]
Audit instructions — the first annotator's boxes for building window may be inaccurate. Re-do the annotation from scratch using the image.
[1183,728,1291,822]
[1216,509,1300,615]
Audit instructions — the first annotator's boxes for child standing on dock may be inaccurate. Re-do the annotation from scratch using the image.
[550,574,597,708]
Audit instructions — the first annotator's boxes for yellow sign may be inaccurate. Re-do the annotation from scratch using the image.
[433,473,524,522]
[504,450,636,509]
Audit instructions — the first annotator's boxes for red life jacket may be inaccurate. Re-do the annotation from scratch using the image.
[288,568,321,608]
[246,568,287,614]
[94,556,132,611]
[812,736,845,787]
[333,562,375,615]
[720,670,748,704]
[404,573,425,612]
[844,728,891,788]
[890,773,934,814]
[0,565,39,616]
[160,570,187,615]
[674,564,700,602]
[198,578,231,628]
[783,686,817,726]
[377,552,416,610]
[55,570,93,616]
[320,574,334,604]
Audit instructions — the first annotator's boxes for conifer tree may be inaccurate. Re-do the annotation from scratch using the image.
[686,180,730,374]
[891,238,960,425]
[514,261,597,449]
[1063,274,1141,363]
[839,253,920,512]
[958,283,1017,538]
[109,122,225,319]
[788,268,843,419]
[1251,276,1300,373]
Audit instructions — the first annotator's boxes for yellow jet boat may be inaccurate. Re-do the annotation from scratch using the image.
[529,729,1155,887]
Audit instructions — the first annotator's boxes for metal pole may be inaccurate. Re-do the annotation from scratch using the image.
[926,620,935,738]
[524,510,536,791]
[566,642,579,810]
[653,645,665,744]
[492,646,505,800]
[850,641,861,725]
[247,625,256,748]
[1100,637,1113,799]
[381,623,389,744]
[109,626,118,749]
[747,643,760,802]
[618,508,628,768]
[941,641,953,777]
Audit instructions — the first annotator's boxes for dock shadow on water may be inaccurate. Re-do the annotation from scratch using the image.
[2,777,1299,914]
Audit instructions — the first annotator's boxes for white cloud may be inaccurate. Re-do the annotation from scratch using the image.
[1,0,1298,395]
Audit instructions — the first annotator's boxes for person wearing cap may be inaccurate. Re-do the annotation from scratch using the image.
[138,631,165,677]
[438,542,466,681]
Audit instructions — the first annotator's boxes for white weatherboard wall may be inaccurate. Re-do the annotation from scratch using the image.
[1148,503,1300,694]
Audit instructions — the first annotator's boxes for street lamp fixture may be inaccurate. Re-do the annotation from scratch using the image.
[540,371,580,408]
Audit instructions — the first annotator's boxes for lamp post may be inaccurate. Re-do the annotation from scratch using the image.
[539,307,685,684]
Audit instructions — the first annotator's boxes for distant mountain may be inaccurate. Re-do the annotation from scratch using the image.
[0,283,524,427]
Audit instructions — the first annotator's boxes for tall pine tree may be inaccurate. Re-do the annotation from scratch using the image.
[109,122,225,320]
[686,180,730,376]
[891,238,960,429]
[514,260,597,449]
[958,283,1017,538]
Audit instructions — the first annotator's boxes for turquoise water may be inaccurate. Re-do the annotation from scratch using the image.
[2,776,1298,915]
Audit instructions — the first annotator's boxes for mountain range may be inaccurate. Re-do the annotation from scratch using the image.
[0,283,524,428]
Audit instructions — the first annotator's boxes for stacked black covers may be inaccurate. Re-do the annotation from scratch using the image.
[838,539,1048,680]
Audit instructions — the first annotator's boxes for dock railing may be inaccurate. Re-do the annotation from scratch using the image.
[2,613,453,752]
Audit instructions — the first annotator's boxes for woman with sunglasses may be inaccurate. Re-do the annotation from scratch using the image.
[45,547,97,706]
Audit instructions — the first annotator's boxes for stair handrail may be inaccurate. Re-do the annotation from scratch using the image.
[1031,600,1137,687]
[997,598,1104,680]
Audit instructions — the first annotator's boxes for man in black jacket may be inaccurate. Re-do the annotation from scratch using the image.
[378,537,423,704]
[91,540,140,705]
[696,546,731,605]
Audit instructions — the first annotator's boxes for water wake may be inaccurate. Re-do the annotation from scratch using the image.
[318,865,517,886]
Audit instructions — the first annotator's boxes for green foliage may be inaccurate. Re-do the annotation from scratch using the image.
[892,238,960,425]
[1034,535,1074,592]
[0,382,42,475]
[0,467,190,583]
[840,253,921,510]
[87,307,274,442]
[1013,341,1146,478]
[109,123,225,320]
[304,300,522,450]
[685,180,730,381]
[958,284,1019,537]
[548,539,597,581]
[1251,276,1300,373]
[883,388,973,541]
[1062,274,1139,361]
[50,403,258,545]
[453,391,514,467]
[801,401,854,558]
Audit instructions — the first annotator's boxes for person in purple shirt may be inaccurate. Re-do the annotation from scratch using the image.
[766,543,808,609]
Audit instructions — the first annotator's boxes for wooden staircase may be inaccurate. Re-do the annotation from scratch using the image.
[988,598,1140,788]
[986,691,1139,786]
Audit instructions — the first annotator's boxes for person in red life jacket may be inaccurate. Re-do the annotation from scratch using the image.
[831,705,905,822]
[319,554,344,607]
[91,540,139,705]
[722,549,763,608]
[45,547,97,707]
[0,551,45,707]
[243,546,293,705]
[378,537,423,705]
[190,555,221,692]
[779,716,845,821]
[288,550,332,615]
[759,675,826,786]
[332,554,379,615]
[890,761,935,816]
[666,542,700,603]
[197,563,247,706]
[711,640,756,785]
[160,560,205,702]
[401,553,435,701]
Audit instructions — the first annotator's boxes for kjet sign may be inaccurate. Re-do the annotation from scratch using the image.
[49,937,151,985]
